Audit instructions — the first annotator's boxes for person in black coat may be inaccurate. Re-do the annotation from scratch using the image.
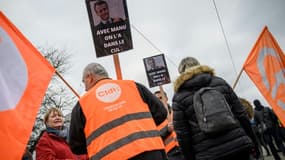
[254,99,285,160]
[172,57,260,160]
[240,97,269,158]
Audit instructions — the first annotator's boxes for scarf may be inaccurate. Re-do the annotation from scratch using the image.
[46,126,68,139]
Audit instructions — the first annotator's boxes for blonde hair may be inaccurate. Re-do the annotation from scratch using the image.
[43,107,63,124]
[239,98,254,119]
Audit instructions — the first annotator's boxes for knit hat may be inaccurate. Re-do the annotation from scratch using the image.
[178,57,200,74]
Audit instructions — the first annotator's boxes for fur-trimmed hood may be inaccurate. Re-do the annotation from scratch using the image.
[173,65,215,92]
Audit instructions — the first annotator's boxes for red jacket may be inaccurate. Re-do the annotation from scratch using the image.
[36,131,78,160]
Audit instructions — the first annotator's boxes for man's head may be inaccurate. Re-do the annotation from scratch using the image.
[147,58,156,70]
[253,99,264,110]
[154,91,171,114]
[154,90,168,101]
[82,62,109,91]
[94,0,110,21]
[253,99,261,106]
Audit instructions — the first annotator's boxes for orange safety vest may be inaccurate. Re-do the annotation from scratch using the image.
[79,79,165,160]
[158,119,179,153]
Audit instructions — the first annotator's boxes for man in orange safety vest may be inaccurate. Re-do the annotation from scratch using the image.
[69,62,168,160]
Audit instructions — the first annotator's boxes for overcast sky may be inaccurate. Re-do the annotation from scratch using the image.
[1,0,285,111]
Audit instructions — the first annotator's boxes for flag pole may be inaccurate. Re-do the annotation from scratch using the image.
[232,68,244,90]
[113,54,123,80]
[55,70,80,98]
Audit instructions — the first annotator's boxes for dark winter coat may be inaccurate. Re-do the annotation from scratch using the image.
[254,103,279,130]
[172,65,255,160]
[36,131,77,160]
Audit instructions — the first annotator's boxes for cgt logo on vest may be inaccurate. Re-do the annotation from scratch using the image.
[96,83,122,103]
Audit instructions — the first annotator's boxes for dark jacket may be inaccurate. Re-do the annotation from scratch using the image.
[172,65,255,160]
[254,102,278,130]
[36,131,77,160]
[69,81,167,157]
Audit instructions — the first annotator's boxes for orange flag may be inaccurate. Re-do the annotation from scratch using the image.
[0,12,55,159]
[243,26,285,126]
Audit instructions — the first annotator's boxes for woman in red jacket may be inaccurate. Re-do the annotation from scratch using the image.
[36,107,88,160]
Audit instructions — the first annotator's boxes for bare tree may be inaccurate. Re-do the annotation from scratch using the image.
[27,47,77,153]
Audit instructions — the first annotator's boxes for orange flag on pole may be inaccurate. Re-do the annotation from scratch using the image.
[243,26,285,126]
[0,12,55,159]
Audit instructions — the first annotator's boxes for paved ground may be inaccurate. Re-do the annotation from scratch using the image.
[263,151,285,160]
[264,155,285,160]
[264,155,276,160]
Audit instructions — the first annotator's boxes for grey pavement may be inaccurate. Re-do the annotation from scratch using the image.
[263,152,285,160]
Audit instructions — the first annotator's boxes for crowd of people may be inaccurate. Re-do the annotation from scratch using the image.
[23,57,285,160]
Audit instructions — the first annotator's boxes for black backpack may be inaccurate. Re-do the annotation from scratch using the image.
[193,87,239,135]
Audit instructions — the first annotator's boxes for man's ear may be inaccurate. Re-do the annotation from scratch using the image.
[88,74,97,84]
[86,74,92,82]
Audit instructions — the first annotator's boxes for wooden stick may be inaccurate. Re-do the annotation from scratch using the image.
[113,54,122,80]
[55,70,80,98]
[232,68,244,90]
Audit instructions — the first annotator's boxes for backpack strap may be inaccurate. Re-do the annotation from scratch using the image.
[196,87,212,94]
